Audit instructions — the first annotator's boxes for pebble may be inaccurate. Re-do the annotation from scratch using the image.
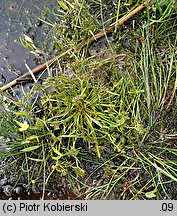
[2,185,13,197]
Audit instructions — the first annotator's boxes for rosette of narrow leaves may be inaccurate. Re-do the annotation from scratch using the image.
[41,74,130,158]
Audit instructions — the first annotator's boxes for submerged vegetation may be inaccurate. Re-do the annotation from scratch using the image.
[0,0,177,199]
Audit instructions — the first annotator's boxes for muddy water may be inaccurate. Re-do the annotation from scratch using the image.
[0,0,57,87]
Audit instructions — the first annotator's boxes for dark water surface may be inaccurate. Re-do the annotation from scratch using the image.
[0,0,57,87]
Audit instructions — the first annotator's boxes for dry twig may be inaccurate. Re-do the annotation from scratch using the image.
[0,2,148,92]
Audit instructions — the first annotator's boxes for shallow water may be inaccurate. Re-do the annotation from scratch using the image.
[1,0,177,201]
[0,0,57,86]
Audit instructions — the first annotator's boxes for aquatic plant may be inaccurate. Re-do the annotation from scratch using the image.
[0,0,177,200]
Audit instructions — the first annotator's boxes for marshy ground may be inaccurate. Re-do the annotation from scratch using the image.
[0,0,177,200]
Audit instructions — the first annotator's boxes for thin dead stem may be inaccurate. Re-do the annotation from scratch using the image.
[0,2,148,92]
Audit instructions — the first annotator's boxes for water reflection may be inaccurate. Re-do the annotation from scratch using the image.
[0,0,57,85]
